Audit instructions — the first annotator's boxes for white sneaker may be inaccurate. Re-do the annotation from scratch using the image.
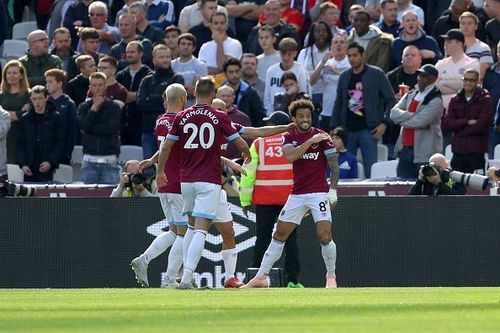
[130,256,149,287]
[160,276,179,289]
[178,282,196,289]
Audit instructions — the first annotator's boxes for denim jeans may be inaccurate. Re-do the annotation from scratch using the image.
[81,161,120,184]
[142,131,157,159]
[396,146,423,179]
[346,129,378,178]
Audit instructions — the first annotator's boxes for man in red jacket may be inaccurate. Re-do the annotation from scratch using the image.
[443,68,493,174]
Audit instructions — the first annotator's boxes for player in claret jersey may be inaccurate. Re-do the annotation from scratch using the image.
[157,76,251,289]
[243,99,340,289]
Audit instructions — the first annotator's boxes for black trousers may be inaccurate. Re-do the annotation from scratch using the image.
[253,205,300,284]
[451,153,485,174]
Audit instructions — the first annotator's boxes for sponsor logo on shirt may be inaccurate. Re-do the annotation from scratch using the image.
[301,152,319,160]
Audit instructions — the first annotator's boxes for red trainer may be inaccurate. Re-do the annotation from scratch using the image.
[224,276,244,288]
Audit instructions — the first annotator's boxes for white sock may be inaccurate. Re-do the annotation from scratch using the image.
[165,235,184,279]
[142,230,176,264]
[182,227,195,266]
[181,230,207,284]
[321,241,337,277]
[257,239,284,277]
[221,248,238,281]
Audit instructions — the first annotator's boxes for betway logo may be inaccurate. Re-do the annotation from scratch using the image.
[301,152,319,160]
[147,202,256,263]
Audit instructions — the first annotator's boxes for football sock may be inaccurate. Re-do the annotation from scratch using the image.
[182,226,195,266]
[221,248,238,281]
[181,229,207,285]
[257,239,285,277]
[321,240,337,277]
[165,235,184,279]
[142,230,176,264]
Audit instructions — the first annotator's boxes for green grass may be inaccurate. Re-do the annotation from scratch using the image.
[1,288,500,332]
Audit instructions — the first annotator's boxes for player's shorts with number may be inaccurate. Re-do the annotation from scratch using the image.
[279,192,331,225]
[158,193,188,226]
[213,189,232,223]
[181,182,221,220]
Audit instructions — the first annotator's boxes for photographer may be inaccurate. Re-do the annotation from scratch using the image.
[409,153,466,195]
[110,159,157,197]
[488,166,500,183]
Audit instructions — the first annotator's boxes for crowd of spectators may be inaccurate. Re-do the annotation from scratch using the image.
[0,0,499,184]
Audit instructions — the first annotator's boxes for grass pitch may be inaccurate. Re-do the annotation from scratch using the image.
[1,288,500,333]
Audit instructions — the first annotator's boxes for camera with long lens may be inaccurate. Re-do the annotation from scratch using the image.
[449,170,488,191]
[0,180,36,197]
[125,165,156,188]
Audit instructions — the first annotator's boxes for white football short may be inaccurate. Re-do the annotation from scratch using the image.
[279,192,332,225]
[213,189,233,223]
[158,192,188,226]
[181,182,221,221]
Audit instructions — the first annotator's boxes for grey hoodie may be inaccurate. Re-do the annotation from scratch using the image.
[352,25,383,50]
[0,106,11,177]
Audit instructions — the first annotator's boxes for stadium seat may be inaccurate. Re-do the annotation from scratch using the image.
[495,144,500,160]
[12,21,37,40]
[356,144,389,162]
[445,144,453,161]
[370,160,398,179]
[119,145,144,164]
[0,40,29,59]
[357,162,365,179]
[53,164,74,183]
[7,164,24,183]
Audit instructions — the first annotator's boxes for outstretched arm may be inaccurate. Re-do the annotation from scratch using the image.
[241,123,295,139]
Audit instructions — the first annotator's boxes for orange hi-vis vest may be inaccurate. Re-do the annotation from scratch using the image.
[253,134,293,205]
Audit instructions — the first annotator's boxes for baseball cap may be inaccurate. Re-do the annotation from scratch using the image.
[262,111,291,125]
[440,29,465,44]
[416,64,439,77]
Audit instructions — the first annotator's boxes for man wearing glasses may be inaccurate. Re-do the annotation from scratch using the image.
[443,68,493,174]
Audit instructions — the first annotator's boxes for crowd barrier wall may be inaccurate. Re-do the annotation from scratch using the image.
[1,196,499,288]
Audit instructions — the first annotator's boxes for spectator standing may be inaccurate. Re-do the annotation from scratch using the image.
[164,25,181,60]
[310,33,351,131]
[19,30,63,88]
[178,0,228,32]
[128,1,165,45]
[443,68,493,174]
[92,57,128,104]
[187,0,223,56]
[66,28,103,81]
[63,0,93,50]
[137,45,184,158]
[459,11,494,81]
[45,69,78,165]
[171,33,208,107]
[240,54,266,101]
[0,61,31,164]
[397,0,425,25]
[390,10,442,70]
[50,27,76,73]
[110,13,154,71]
[223,58,266,127]
[386,45,422,158]
[390,64,443,179]
[255,26,281,81]
[78,72,121,184]
[331,43,396,178]
[483,42,500,156]
[347,10,393,72]
[239,111,303,288]
[297,21,332,122]
[225,0,263,50]
[144,0,176,30]
[116,41,154,145]
[263,38,310,115]
[485,0,500,61]
[17,86,64,183]
[246,0,300,55]
[273,71,311,115]
[198,12,243,79]
[65,55,97,109]
[0,106,9,180]
[377,0,400,38]
[77,1,121,55]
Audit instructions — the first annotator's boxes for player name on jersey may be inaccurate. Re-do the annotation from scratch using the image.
[179,108,220,125]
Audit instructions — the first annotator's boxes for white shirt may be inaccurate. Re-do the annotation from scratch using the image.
[198,37,242,68]
[297,45,329,95]
[178,3,228,31]
[321,56,351,117]
[397,3,425,26]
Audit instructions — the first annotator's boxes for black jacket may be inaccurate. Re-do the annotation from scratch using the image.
[136,67,184,131]
[17,101,64,170]
[78,99,121,156]
[409,169,467,195]
[65,74,90,108]
[233,80,267,127]
[246,21,300,55]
